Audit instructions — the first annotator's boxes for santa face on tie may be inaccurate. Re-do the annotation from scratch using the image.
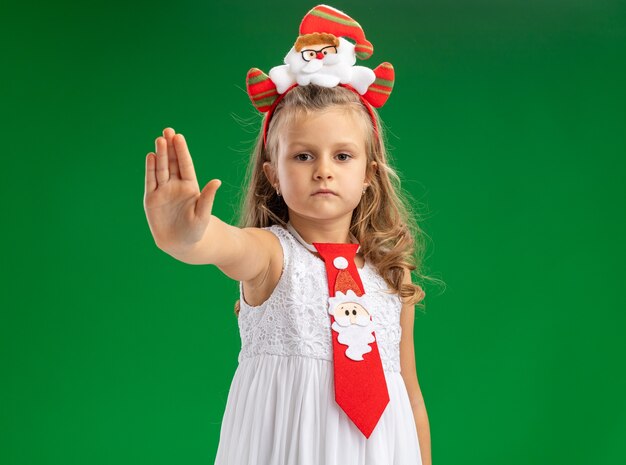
[328,290,376,362]
[333,301,370,326]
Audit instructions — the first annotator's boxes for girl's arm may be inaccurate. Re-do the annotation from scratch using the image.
[174,217,280,283]
[144,128,275,283]
[399,268,432,465]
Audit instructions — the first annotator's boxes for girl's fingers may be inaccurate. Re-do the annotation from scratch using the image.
[174,134,197,182]
[196,179,221,222]
[145,152,157,193]
[163,127,180,178]
[155,136,170,185]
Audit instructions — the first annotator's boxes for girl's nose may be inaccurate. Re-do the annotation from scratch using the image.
[314,159,333,179]
[314,171,332,179]
[316,51,324,60]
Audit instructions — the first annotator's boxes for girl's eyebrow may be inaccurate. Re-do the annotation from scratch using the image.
[288,141,361,151]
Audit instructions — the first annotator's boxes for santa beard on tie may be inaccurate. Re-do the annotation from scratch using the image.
[331,313,376,361]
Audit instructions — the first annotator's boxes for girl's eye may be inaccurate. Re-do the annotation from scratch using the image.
[294,153,352,161]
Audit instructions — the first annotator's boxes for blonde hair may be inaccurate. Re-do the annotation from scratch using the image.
[234,85,440,316]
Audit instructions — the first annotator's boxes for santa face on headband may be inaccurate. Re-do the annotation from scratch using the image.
[291,32,345,74]
[269,33,376,95]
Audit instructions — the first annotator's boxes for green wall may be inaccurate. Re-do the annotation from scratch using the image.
[2,0,625,463]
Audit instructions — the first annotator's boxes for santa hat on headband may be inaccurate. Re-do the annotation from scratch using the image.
[299,4,374,60]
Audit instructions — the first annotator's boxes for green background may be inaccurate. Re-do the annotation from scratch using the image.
[2,0,625,463]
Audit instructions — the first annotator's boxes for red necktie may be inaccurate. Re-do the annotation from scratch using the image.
[313,242,390,438]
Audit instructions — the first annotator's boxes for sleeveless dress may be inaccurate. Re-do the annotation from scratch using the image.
[214,224,422,465]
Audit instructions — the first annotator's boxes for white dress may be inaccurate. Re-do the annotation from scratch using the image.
[214,224,422,465]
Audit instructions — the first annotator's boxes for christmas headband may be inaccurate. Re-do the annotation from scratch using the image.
[245,4,396,147]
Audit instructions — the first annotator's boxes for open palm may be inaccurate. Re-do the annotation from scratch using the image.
[143,127,221,253]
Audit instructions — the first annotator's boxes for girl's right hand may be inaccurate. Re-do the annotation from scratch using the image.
[143,127,221,254]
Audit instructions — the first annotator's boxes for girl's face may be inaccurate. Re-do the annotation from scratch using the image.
[263,106,376,224]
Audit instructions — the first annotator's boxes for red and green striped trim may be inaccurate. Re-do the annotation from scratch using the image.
[363,62,395,107]
[246,68,279,112]
[311,5,361,28]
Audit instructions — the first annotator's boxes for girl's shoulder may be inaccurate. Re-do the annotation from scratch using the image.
[243,223,290,264]
[249,223,291,253]
[243,223,289,247]
[240,224,291,307]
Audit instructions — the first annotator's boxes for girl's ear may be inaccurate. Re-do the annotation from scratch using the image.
[262,161,278,187]
[366,161,378,184]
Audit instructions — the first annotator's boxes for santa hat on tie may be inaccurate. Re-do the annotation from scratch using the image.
[327,253,378,318]
[332,255,363,295]
[298,4,374,60]
[312,244,362,296]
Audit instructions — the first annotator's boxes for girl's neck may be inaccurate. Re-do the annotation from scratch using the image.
[286,216,357,248]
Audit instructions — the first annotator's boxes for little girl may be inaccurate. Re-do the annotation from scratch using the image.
[144,5,432,465]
